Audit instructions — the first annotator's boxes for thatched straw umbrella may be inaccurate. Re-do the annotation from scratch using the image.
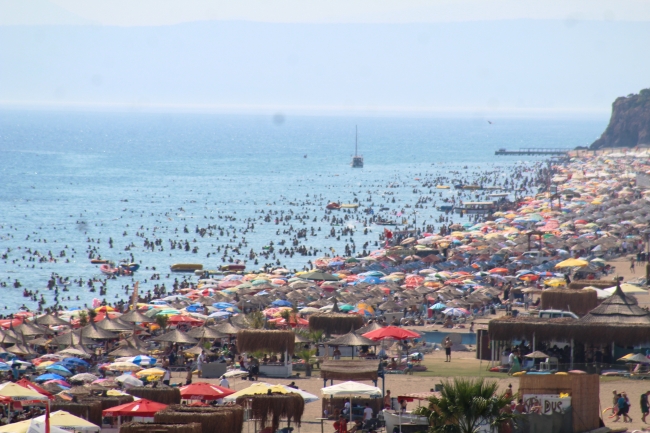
[120,309,155,323]
[15,322,49,337]
[153,329,198,345]
[96,316,134,332]
[326,330,377,358]
[235,393,303,433]
[308,313,363,336]
[213,320,243,336]
[81,323,117,340]
[187,326,227,340]
[356,322,383,335]
[294,333,311,344]
[183,345,214,356]
[35,313,69,327]
[109,341,143,357]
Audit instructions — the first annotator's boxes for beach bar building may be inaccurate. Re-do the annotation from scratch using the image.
[488,284,650,371]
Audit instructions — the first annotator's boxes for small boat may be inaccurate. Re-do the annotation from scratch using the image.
[120,263,140,272]
[90,259,110,264]
[170,264,203,272]
[100,264,118,275]
[436,185,450,189]
[220,264,246,272]
[462,185,482,190]
[436,205,454,212]
[340,203,359,209]
[351,126,364,168]
[375,220,397,226]
[194,269,224,276]
[326,202,341,210]
[382,410,428,433]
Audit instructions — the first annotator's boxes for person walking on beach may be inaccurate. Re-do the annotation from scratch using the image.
[642,390,650,423]
[630,257,636,273]
[444,337,453,362]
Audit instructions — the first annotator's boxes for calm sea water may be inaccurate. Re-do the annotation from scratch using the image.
[0,110,605,312]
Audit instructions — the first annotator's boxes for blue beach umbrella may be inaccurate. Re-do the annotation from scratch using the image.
[429,302,448,311]
[209,311,232,319]
[46,364,73,376]
[213,302,235,310]
[0,362,9,371]
[34,373,65,383]
[127,355,157,366]
[271,300,293,308]
[61,357,89,368]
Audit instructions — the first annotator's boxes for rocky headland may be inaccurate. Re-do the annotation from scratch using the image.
[591,88,650,149]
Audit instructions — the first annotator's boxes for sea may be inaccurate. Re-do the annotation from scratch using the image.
[0,110,606,313]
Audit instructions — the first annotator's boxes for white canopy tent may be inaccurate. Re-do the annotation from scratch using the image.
[321,381,382,422]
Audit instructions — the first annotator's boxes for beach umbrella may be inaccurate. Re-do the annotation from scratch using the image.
[103,398,168,417]
[15,378,54,399]
[60,357,89,368]
[115,374,143,387]
[270,300,293,308]
[46,364,73,376]
[362,326,420,341]
[442,308,468,317]
[34,373,66,383]
[106,362,142,372]
[125,355,157,366]
[619,353,650,364]
[300,271,339,281]
[135,368,165,379]
[524,351,549,359]
[152,328,198,344]
[179,382,235,401]
[223,382,318,403]
[69,373,98,383]
[555,258,589,268]
[120,309,155,323]
[429,302,447,311]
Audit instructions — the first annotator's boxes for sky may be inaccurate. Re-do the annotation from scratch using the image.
[1,0,649,116]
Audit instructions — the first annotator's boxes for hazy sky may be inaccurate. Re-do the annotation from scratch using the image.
[1,0,649,116]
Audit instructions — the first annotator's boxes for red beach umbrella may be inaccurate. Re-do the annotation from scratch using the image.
[362,326,421,341]
[103,398,168,417]
[179,382,236,401]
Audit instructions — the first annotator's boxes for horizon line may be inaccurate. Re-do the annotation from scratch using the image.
[0,100,611,118]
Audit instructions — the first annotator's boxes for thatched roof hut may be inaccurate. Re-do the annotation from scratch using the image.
[235,393,303,433]
[488,316,576,342]
[127,387,181,405]
[308,313,363,335]
[540,289,598,316]
[51,400,103,427]
[320,360,379,382]
[120,422,202,433]
[568,279,617,290]
[579,285,650,325]
[155,404,244,433]
[236,329,295,355]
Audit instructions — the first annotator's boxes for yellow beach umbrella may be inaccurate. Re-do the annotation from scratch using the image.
[555,258,589,268]
[135,367,166,378]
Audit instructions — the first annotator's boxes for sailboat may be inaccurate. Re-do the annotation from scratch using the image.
[351,126,364,168]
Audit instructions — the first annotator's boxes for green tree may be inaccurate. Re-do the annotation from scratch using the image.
[87,308,98,323]
[245,311,265,329]
[295,348,317,377]
[412,378,517,433]
[308,329,324,344]
[78,310,88,327]
[155,314,169,332]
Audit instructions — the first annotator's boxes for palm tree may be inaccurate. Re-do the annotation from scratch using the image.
[78,310,88,327]
[155,314,169,333]
[245,311,265,329]
[295,348,317,377]
[413,378,517,433]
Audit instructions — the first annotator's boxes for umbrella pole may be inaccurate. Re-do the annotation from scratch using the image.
[45,399,50,433]
[570,339,574,370]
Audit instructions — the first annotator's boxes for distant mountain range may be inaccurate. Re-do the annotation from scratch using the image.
[591,88,650,149]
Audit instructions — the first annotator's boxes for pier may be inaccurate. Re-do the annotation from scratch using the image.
[495,148,570,156]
